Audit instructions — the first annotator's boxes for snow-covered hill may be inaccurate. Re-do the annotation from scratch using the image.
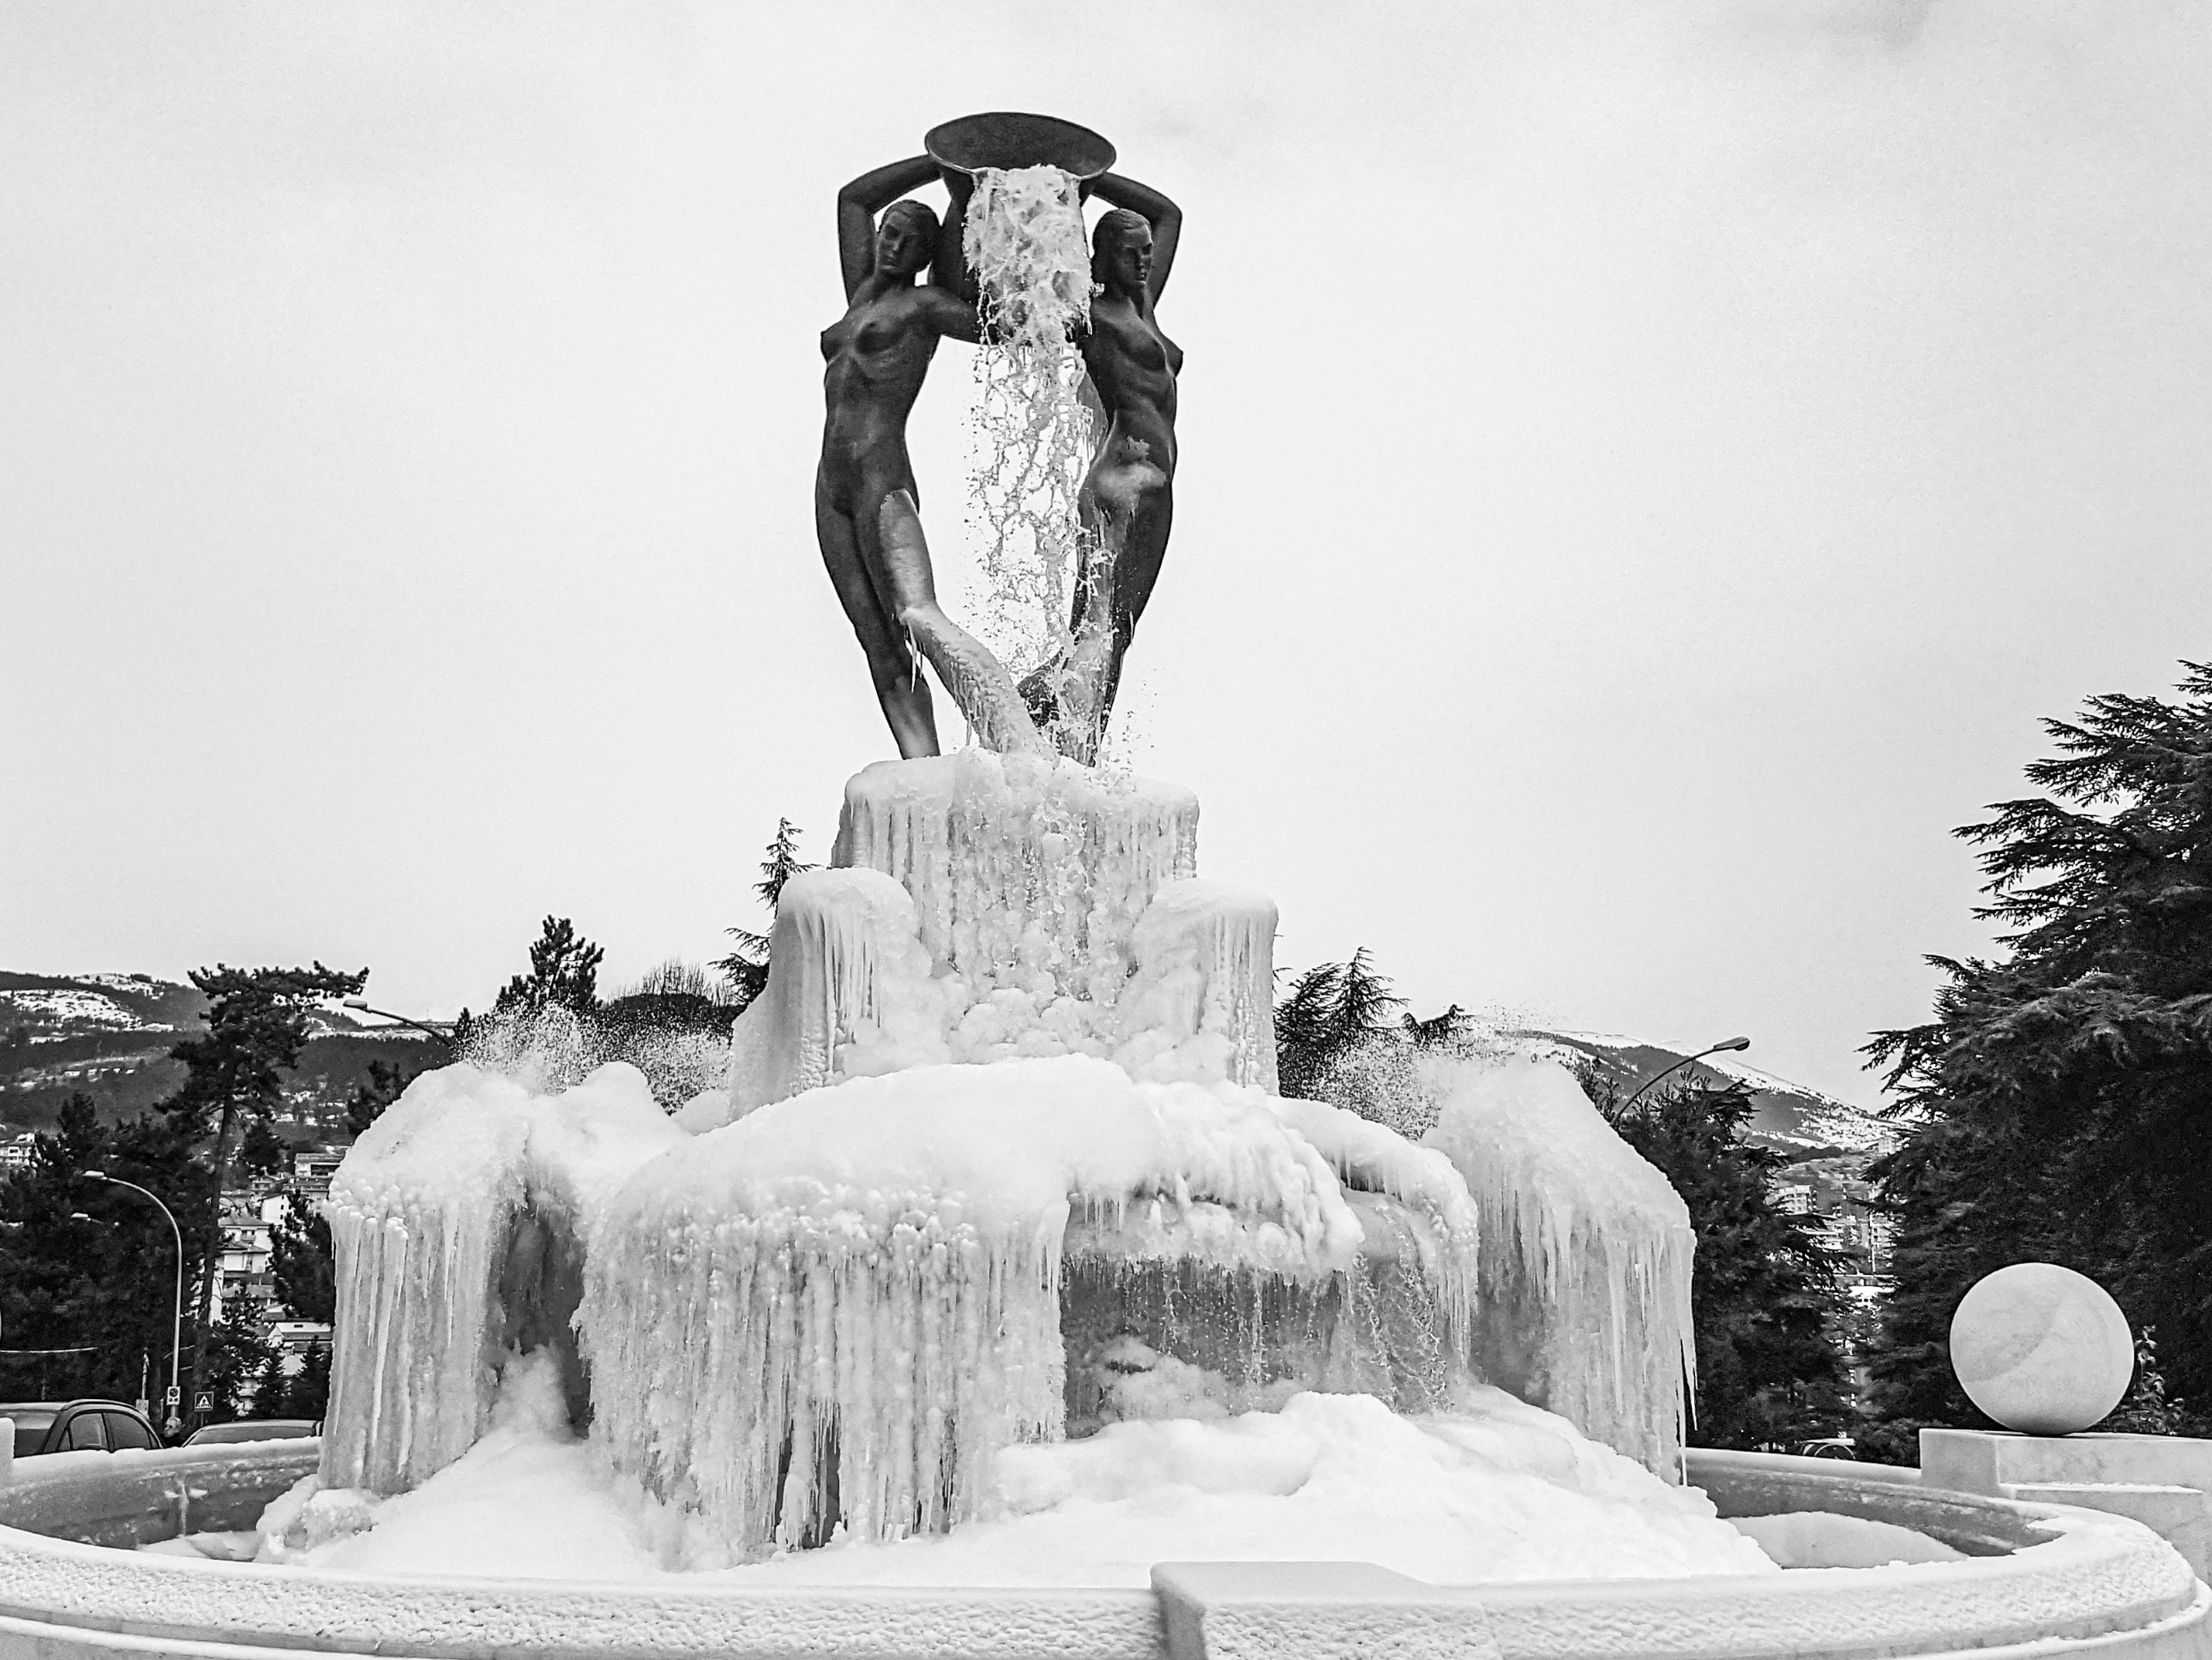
[0,971,435,1132]
[1515,1029,1895,1160]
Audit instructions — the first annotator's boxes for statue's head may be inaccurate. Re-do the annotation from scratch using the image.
[1092,209,1152,293]
[875,201,940,279]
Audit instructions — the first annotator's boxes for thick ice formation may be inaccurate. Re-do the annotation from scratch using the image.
[833,751,1195,988]
[1060,1093,1482,1434]
[715,755,1271,1122]
[316,748,1710,1581]
[322,1068,534,1494]
[322,1062,682,1493]
[580,1055,1462,1565]
[721,868,944,1110]
[1422,1050,1698,1473]
[1115,880,1280,1092]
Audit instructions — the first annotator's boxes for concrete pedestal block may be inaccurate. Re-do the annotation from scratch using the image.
[1923,1428,2212,1579]
[1151,1562,1500,1660]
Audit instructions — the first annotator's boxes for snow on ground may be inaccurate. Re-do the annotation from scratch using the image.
[261,1355,1775,1588]
[0,987,142,1031]
[1730,1511,1963,1568]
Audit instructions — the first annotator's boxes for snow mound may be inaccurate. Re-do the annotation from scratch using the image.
[269,1359,1774,1588]
[1731,1510,1963,1568]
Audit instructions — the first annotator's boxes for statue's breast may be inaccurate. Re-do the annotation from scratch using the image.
[1089,307,1177,383]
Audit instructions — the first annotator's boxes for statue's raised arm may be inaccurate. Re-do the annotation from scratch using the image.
[835,155,940,302]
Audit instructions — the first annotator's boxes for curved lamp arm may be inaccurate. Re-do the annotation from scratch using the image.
[1617,1036,1752,1115]
[82,1171,186,1432]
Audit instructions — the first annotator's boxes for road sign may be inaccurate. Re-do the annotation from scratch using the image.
[193,1393,213,1415]
[164,1385,180,1405]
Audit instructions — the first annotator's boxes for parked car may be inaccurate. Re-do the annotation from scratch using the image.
[183,1418,320,1446]
[1797,1435,1860,1459]
[0,1399,163,1457]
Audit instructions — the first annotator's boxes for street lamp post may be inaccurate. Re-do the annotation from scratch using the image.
[81,1171,185,1437]
[1618,1036,1752,1115]
[340,997,454,1046]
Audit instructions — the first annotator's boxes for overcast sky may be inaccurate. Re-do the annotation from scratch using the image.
[4,1,2207,1108]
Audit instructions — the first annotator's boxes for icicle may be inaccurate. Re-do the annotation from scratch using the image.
[1113,879,1282,1090]
[320,1062,683,1496]
[575,1053,1415,1563]
[830,751,1199,1021]
[718,868,950,1119]
[580,1181,1068,1566]
[321,1067,534,1494]
[1420,1050,1697,1477]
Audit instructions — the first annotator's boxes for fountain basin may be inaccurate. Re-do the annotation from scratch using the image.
[0,1443,2203,1660]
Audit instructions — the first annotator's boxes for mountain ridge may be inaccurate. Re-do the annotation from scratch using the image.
[4,970,1894,1164]
[0,970,438,1135]
[1512,1028,1895,1161]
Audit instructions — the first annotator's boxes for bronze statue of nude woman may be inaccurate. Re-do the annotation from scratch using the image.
[1019,171,1182,761]
[815,156,1043,759]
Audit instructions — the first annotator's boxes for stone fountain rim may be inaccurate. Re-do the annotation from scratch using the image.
[0,1444,2203,1660]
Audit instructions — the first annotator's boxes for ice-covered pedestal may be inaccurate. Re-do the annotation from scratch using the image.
[316,754,1696,1569]
[714,753,1276,1114]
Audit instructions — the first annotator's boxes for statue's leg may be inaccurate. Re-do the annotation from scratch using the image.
[1099,482,1172,725]
[815,490,940,759]
[1053,536,1119,765]
[874,490,1049,758]
[1051,451,1166,756]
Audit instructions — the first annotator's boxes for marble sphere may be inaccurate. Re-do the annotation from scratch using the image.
[1950,1263,2134,1435]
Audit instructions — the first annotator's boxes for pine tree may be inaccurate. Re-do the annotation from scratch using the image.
[1274,948,1407,1099]
[715,819,813,1007]
[239,1116,288,1180]
[201,1302,277,1422]
[1605,1079,1851,1447]
[284,1339,333,1420]
[159,964,366,1428]
[0,1097,212,1413]
[346,1057,422,1137]
[268,1195,336,1325]
[1866,662,2212,1428]
[490,918,603,1019]
[2106,1327,2201,1435]
[1404,1004,1473,1047]
[244,1344,289,1419]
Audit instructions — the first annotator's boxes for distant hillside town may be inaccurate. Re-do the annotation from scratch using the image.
[0,970,442,1134]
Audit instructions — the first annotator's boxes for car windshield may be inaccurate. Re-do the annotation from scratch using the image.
[3,1410,57,1459]
[187,1420,314,1444]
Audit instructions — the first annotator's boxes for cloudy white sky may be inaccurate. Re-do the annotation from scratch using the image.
[4,2,2207,1107]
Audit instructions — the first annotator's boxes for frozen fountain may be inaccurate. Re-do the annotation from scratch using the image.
[298,117,1709,1568]
[0,111,2202,1660]
[312,745,1701,1569]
